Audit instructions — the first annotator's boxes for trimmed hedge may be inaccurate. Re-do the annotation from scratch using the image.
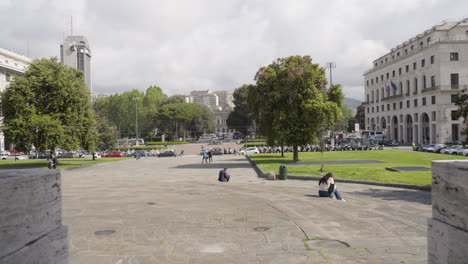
[146,141,188,145]
[242,139,267,143]
[116,146,167,150]
[244,142,268,147]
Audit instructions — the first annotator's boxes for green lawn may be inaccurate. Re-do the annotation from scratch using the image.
[0,157,132,169]
[251,150,468,186]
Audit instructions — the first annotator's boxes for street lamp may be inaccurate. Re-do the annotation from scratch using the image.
[133,97,139,140]
[326,62,337,146]
[325,62,336,87]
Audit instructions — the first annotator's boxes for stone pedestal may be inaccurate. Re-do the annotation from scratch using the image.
[0,170,68,264]
[429,161,468,264]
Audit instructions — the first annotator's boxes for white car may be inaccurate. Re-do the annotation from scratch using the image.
[446,145,464,155]
[240,147,260,155]
[5,154,26,160]
[81,153,102,158]
[462,149,468,157]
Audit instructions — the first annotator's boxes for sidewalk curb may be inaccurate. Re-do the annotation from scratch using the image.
[245,155,431,192]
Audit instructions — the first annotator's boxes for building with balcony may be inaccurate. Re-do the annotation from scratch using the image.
[363,18,468,144]
[0,48,33,151]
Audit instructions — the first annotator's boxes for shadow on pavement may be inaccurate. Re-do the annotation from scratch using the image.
[174,163,253,169]
[353,188,431,205]
[304,194,321,198]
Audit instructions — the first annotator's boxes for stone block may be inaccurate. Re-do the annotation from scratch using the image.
[428,218,468,264]
[0,226,68,264]
[431,161,468,232]
[0,170,62,259]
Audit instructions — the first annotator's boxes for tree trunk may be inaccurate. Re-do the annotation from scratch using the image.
[92,152,96,161]
[281,146,284,157]
[293,146,299,161]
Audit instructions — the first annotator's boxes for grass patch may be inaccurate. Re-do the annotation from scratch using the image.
[0,157,132,169]
[250,150,468,186]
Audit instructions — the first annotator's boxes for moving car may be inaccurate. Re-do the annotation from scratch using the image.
[104,151,125,157]
[158,150,176,157]
[240,147,260,155]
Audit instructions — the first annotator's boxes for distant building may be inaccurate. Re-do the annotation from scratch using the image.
[186,90,235,134]
[363,18,468,144]
[60,36,92,91]
[0,47,33,151]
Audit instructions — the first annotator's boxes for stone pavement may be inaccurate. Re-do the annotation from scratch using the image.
[61,154,431,264]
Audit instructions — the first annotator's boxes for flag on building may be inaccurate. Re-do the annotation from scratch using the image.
[391,81,398,91]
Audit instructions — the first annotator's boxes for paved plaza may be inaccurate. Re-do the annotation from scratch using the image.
[62,154,431,264]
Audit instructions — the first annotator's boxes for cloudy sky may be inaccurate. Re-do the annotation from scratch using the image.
[1,0,468,100]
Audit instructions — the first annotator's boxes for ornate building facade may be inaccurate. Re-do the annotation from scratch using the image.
[363,19,468,144]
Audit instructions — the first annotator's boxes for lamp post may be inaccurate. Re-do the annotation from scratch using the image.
[133,97,139,141]
[326,62,337,147]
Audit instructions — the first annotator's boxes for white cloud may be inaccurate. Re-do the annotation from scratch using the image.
[1,0,467,101]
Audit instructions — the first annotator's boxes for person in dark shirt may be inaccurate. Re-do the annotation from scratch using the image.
[218,168,230,182]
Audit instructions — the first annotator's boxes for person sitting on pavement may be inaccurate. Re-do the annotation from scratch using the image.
[218,168,230,182]
[318,172,345,201]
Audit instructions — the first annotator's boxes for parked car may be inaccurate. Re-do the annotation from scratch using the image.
[421,144,435,152]
[131,151,148,157]
[445,145,464,155]
[104,151,125,157]
[425,144,436,152]
[60,152,80,158]
[0,151,9,160]
[5,154,26,160]
[240,147,260,155]
[455,147,467,155]
[210,148,223,155]
[433,144,447,153]
[462,149,468,157]
[158,150,176,157]
[81,153,102,158]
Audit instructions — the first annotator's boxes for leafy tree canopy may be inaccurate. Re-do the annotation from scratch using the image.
[249,55,344,161]
[2,57,96,152]
[227,84,256,136]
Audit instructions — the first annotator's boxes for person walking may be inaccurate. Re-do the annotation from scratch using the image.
[208,150,213,163]
[218,168,230,182]
[202,150,208,164]
[318,173,345,201]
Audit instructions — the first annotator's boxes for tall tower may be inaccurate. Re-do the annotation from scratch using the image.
[60,36,92,91]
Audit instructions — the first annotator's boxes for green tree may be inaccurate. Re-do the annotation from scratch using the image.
[227,84,256,137]
[334,104,354,132]
[96,115,118,151]
[2,58,97,152]
[249,55,343,161]
[455,93,468,144]
[153,103,214,141]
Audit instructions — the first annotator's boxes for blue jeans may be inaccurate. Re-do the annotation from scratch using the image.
[319,189,344,200]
